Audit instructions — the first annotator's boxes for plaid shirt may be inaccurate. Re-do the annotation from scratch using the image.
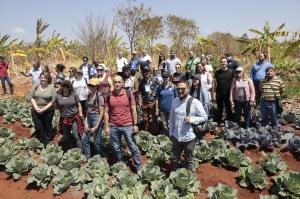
[59,113,85,136]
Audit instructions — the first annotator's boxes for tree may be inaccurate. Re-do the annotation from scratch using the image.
[34,18,49,62]
[208,32,240,57]
[115,0,150,55]
[165,15,199,55]
[136,16,163,54]
[75,14,125,70]
[236,21,288,61]
[193,33,216,54]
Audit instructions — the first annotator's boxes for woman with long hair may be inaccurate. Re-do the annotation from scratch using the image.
[230,67,255,128]
[190,74,210,114]
[29,72,56,145]
[82,78,105,158]
[158,53,167,74]
[56,80,84,152]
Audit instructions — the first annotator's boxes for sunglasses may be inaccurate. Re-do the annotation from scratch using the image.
[114,81,122,83]
[176,87,186,92]
[235,71,242,73]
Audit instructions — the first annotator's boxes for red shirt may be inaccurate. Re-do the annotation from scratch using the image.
[105,89,135,127]
[0,62,9,77]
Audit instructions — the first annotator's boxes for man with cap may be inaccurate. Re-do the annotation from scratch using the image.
[72,68,89,117]
[116,52,128,76]
[129,51,140,73]
[138,65,160,132]
[82,77,105,158]
[155,71,177,134]
[259,67,285,130]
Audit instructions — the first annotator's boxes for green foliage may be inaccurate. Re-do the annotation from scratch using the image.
[261,152,287,174]
[150,179,179,199]
[5,153,35,180]
[41,142,64,166]
[260,195,278,199]
[0,128,15,139]
[83,156,110,182]
[193,140,213,163]
[220,148,252,169]
[272,170,300,198]
[83,177,110,199]
[238,165,267,190]
[141,165,164,183]
[207,183,238,199]
[58,148,86,171]
[0,139,17,165]
[169,168,200,196]
[27,164,53,189]
[53,168,81,195]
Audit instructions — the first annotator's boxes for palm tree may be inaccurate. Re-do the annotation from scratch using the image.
[34,18,49,62]
[193,33,216,53]
[237,21,288,61]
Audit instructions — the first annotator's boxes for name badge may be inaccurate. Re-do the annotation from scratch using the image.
[145,85,151,92]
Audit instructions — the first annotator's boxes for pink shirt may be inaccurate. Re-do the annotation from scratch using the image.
[230,78,255,102]
[0,62,9,77]
[200,71,213,90]
[105,89,135,127]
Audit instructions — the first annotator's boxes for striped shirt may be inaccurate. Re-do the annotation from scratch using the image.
[260,76,285,101]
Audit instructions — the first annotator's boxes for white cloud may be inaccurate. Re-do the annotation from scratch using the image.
[13,27,25,33]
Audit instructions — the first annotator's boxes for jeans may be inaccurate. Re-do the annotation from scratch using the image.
[216,93,232,124]
[61,120,83,152]
[82,112,103,158]
[170,137,197,170]
[234,100,251,128]
[0,76,14,95]
[261,99,278,130]
[110,126,142,171]
[31,109,54,146]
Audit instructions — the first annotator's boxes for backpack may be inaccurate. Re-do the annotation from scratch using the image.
[186,97,211,139]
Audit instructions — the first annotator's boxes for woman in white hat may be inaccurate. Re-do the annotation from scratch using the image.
[230,67,255,128]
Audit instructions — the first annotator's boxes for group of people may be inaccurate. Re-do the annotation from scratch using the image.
[0,49,285,171]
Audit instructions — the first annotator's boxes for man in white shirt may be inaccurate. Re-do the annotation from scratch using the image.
[169,80,207,170]
[20,61,42,87]
[139,50,152,71]
[116,52,128,76]
[166,50,181,76]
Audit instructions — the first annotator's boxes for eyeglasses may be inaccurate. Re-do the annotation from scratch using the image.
[235,71,242,73]
[97,69,104,71]
[176,87,186,92]
[113,81,122,83]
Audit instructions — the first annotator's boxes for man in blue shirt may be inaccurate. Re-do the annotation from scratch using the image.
[250,53,272,105]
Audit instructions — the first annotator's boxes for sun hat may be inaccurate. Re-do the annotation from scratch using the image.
[88,78,99,86]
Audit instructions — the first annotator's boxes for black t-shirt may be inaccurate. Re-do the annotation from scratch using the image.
[214,68,233,95]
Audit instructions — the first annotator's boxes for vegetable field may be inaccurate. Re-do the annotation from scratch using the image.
[0,85,300,199]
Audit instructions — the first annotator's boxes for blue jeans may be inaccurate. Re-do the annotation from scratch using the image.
[61,120,83,152]
[0,76,14,94]
[82,112,103,158]
[261,99,278,130]
[110,126,142,171]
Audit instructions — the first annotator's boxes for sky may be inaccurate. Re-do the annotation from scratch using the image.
[1,0,300,43]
